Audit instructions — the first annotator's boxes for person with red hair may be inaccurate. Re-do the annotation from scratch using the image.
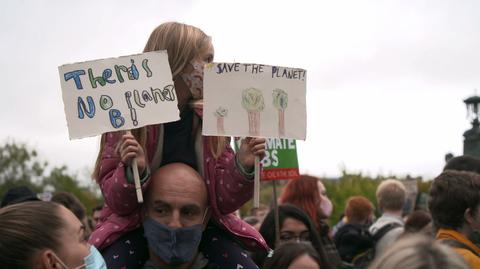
[280,175,342,268]
[334,196,375,263]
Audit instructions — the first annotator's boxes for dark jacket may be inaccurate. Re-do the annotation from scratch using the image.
[334,223,374,263]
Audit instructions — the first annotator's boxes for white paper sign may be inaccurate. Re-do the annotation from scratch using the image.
[203,63,306,140]
[58,51,179,139]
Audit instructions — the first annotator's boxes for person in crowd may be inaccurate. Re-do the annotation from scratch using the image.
[334,196,375,263]
[0,185,39,207]
[443,154,480,248]
[0,201,107,268]
[88,204,103,231]
[143,162,259,269]
[444,155,480,173]
[255,204,332,269]
[368,179,406,256]
[368,235,470,269]
[262,242,323,269]
[279,175,341,268]
[401,210,433,237]
[91,204,103,228]
[89,22,268,268]
[51,191,92,240]
[429,170,480,268]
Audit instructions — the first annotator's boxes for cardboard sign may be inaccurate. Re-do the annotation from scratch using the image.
[58,51,179,139]
[403,179,419,215]
[235,138,300,181]
[203,62,306,140]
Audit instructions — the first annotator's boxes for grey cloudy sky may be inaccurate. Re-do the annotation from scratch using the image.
[1,0,479,182]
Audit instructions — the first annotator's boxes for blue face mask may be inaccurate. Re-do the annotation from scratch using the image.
[143,218,204,265]
[84,245,107,269]
[54,245,106,269]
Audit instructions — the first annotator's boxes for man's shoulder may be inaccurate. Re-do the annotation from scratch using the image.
[369,215,403,235]
[336,223,368,238]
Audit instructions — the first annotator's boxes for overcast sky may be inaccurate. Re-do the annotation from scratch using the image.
[1,0,479,182]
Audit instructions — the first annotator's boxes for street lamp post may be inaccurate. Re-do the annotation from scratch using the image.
[463,95,480,157]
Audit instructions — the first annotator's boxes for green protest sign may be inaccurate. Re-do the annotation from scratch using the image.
[235,138,299,181]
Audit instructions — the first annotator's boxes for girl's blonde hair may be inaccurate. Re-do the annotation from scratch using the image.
[143,21,211,78]
[92,22,223,181]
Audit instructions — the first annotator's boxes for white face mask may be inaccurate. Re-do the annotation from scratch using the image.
[319,195,333,218]
[53,245,107,269]
[180,60,204,100]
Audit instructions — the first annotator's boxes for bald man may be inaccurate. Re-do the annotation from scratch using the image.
[142,163,262,269]
[143,163,212,269]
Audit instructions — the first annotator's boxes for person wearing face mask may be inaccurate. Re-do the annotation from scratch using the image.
[429,170,480,268]
[279,175,342,269]
[317,180,334,221]
[0,201,106,269]
[143,162,259,269]
[89,22,269,268]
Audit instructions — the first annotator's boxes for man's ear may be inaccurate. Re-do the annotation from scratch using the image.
[40,250,61,269]
[465,208,475,226]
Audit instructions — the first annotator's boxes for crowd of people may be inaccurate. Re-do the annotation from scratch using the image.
[2,21,480,269]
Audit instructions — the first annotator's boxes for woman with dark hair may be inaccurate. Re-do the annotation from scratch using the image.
[280,175,342,267]
[263,242,322,269]
[255,204,332,269]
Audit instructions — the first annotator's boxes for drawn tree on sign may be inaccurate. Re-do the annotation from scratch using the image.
[272,89,288,136]
[242,88,265,136]
[214,106,228,134]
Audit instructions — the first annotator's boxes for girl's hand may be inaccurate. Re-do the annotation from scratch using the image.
[118,133,146,174]
[237,137,266,170]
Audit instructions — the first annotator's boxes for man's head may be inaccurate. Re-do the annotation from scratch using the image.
[376,179,406,214]
[144,163,209,268]
[444,155,480,174]
[429,170,480,234]
[145,163,209,227]
[91,204,103,228]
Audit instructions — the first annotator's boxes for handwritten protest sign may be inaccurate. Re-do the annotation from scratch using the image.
[235,138,300,181]
[203,63,307,140]
[58,51,179,139]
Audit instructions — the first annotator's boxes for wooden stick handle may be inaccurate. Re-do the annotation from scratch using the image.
[126,130,143,203]
[272,180,280,245]
[132,157,144,203]
[253,155,260,208]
